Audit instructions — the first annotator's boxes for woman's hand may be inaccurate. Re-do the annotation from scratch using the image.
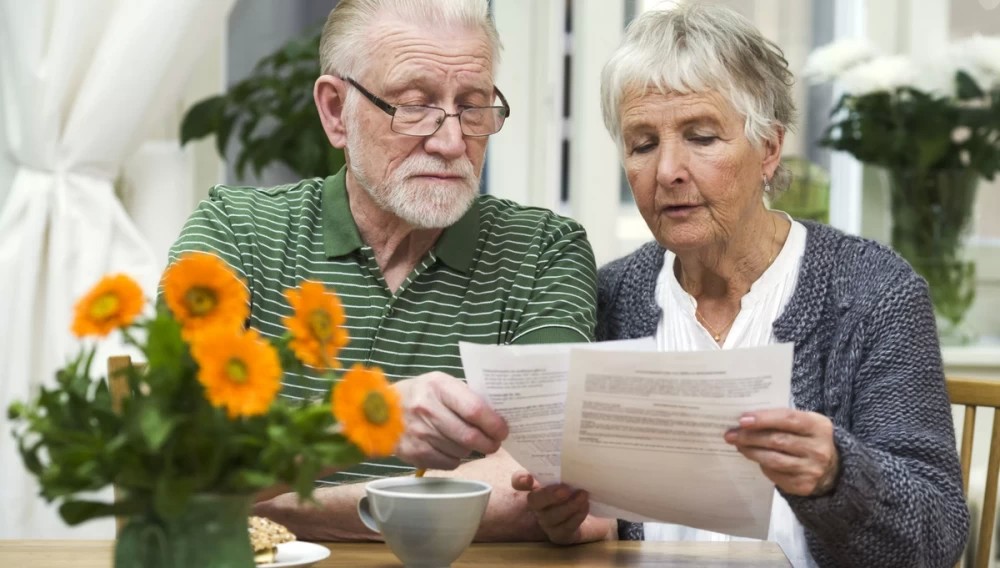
[510,470,615,544]
[724,409,840,497]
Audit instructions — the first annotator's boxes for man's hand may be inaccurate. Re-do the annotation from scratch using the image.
[510,470,615,545]
[724,409,840,497]
[394,372,509,470]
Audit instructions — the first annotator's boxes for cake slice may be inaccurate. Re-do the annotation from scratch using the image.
[248,515,296,564]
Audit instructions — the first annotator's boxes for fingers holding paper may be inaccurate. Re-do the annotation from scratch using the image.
[724,408,840,497]
[394,372,509,470]
[511,470,616,545]
[512,471,590,544]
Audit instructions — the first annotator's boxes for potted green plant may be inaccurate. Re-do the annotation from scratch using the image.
[180,28,344,180]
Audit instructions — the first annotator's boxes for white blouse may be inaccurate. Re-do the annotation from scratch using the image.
[646,216,817,568]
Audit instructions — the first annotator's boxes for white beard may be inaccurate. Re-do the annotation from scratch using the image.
[345,111,480,229]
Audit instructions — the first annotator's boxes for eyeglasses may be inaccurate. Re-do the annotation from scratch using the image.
[345,78,510,137]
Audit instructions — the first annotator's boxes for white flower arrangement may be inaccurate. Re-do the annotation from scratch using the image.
[949,34,1000,91]
[804,35,1000,178]
[805,35,1000,337]
[801,38,878,82]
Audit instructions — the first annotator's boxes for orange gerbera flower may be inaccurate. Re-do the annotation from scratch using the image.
[283,281,349,369]
[190,328,281,419]
[71,274,144,338]
[161,252,249,338]
[333,364,404,457]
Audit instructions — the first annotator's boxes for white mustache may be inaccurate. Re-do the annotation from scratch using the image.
[396,155,474,180]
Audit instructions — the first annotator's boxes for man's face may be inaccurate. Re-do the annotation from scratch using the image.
[343,18,495,229]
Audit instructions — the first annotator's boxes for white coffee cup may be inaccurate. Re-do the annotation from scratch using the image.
[357,477,492,568]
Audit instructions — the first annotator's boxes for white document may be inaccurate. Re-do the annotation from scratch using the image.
[459,339,654,486]
[561,343,793,538]
[460,341,793,539]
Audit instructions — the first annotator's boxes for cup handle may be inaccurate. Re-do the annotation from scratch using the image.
[357,496,381,534]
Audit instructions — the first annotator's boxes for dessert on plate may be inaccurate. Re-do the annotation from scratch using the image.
[248,515,296,564]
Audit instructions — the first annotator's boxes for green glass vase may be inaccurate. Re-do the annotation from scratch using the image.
[888,168,980,345]
[114,494,255,568]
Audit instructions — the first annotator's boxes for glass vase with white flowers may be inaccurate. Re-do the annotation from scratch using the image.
[804,35,1000,343]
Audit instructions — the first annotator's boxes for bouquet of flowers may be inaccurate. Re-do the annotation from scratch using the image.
[8,252,404,565]
[804,36,1000,341]
[804,35,1000,178]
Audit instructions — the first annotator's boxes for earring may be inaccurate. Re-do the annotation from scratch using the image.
[762,174,772,194]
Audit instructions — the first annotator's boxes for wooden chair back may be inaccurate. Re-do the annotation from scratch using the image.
[107,355,138,414]
[947,376,1000,568]
[107,355,146,535]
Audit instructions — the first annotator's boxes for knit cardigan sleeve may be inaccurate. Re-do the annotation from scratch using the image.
[784,267,969,567]
[596,254,629,341]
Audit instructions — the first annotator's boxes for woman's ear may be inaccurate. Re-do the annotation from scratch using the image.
[761,126,785,180]
[314,75,349,149]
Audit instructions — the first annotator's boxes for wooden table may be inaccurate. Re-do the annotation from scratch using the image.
[0,540,790,567]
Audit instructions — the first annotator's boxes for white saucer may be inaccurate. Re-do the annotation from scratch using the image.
[258,541,331,568]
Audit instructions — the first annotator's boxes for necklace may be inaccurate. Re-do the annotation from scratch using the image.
[691,214,779,343]
[695,308,738,342]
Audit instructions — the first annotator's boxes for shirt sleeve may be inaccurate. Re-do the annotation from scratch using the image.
[508,217,597,345]
[164,187,252,295]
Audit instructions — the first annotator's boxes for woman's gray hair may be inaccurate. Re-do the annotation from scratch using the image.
[319,0,502,80]
[601,4,796,192]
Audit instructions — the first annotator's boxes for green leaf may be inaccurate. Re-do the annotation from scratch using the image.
[59,499,117,525]
[19,440,44,476]
[215,112,237,157]
[233,470,278,490]
[180,96,225,145]
[138,405,177,452]
[316,436,365,466]
[266,424,294,448]
[915,133,951,171]
[7,401,25,420]
[143,311,188,373]
[116,456,157,491]
[90,404,121,434]
[956,71,984,100]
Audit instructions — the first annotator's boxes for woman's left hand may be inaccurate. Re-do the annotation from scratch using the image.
[724,409,840,497]
[511,470,615,545]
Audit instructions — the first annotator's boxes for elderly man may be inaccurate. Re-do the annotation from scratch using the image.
[167,0,600,542]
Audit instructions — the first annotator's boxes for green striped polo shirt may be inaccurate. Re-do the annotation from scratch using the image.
[167,167,597,484]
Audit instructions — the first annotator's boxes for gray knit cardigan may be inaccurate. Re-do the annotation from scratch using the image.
[600,221,969,567]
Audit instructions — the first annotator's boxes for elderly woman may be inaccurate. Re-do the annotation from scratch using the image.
[511,4,969,567]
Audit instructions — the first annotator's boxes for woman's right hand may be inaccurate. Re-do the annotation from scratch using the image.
[511,470,615,544]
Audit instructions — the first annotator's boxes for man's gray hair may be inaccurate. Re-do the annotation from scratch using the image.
[600,4,796,191]
[320,0,502,80]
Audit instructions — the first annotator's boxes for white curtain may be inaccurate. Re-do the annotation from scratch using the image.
[0,101,11,211]
[0,0,234,538]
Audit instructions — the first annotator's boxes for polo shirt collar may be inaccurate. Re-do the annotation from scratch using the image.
[322,168,364,257]
[433,199,479,274]
[321,167,480,274]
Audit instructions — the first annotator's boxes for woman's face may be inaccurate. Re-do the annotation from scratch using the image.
[620,89,780,254]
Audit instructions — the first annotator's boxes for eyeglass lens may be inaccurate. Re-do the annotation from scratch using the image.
[392,106,504,136]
